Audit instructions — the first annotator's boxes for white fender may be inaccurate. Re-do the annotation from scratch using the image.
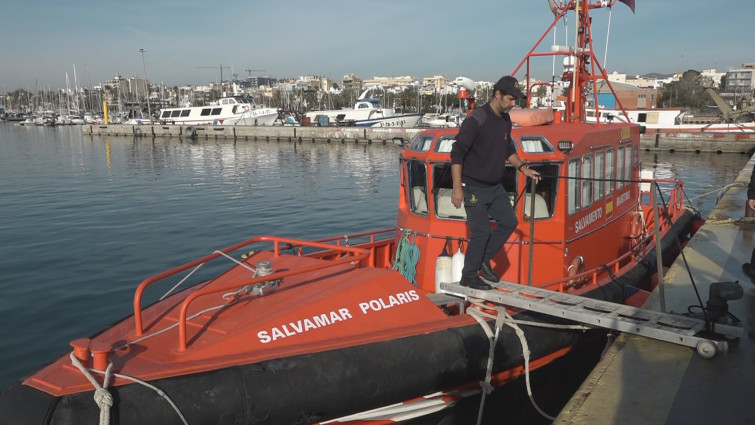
[451,247,465,283]
[435,255,453,293]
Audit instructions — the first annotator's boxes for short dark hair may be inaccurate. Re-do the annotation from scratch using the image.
[492,88,512,100]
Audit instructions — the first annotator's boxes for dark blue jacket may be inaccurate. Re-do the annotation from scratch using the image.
[450,103,516,187]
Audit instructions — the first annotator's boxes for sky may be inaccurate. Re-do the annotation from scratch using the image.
[1,0,753,92]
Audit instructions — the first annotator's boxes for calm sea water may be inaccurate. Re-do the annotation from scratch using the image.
[0,122,749,409]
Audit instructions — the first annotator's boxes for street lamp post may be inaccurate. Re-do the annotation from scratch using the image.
[139,49,151,119]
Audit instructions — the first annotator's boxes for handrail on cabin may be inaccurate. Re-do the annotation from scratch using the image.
[133,235,374,341]
[542,179,688,293]
[543,226,660,293]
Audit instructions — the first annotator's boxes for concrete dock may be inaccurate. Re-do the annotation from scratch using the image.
[555,157,755,424]
[81,123,422,146]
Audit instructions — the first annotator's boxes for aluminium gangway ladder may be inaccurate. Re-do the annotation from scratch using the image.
[439,281,743,358]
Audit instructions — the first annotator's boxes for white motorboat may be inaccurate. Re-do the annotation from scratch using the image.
[155,96,279,126]
[422,112,466,128]
[304,95,423,128]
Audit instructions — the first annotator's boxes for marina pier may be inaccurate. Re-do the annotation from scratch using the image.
[642,129,755,155]
[81,123,422,146]
[81,124,755,154]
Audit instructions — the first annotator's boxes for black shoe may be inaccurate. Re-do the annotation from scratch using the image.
[479,260,500,282]
[460,274,493,290]
[742,263,755,284]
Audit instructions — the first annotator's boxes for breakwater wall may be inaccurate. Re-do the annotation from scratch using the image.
[640,130,755,155]
[82,124,423,146]
[82,124,755,154]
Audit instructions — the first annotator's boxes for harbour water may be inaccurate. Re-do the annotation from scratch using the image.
[0,122,749,420]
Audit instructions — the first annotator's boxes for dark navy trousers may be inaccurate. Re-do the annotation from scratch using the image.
[462,183,518,279]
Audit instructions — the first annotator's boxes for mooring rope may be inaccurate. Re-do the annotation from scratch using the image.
[685,182,737,202]
[69,353,114,425]
[467,307,505,425]
[466,300,589,423]
[392,229,419,285]
[69,352,190,425]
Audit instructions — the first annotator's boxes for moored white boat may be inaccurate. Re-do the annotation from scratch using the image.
[153,96,279,126]
[304,96,423,128]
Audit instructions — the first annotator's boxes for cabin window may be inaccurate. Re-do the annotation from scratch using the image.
[605,148,615,195]
[581,155,593,209]
[211,108,222,115]
[519,136,555,153]
[594,151,605,201]
[624,145,633,182]
[617,147,625,190]
[568,158,580,215]
[171,110,181,118]
[410,134,434,152]
[523,164,558,220]
[160,111,171,118]
[433,163,465,219]
[200,108,211,116]
[406,160,428,215]
[180,110,190,117]
[435,135,456,153]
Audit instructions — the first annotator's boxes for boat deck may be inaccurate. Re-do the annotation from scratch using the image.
[555,156,755,424]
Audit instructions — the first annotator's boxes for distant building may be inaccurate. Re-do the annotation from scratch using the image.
[295,76,335,92]
[422,75,449,94]
[723,64,755,94]
[701,69,725,88]
[720,63,755,107]
[608,71,668,89]
[103,74,129,97]
[362,76,415,91]
[596,81,659,109]
[245,76,277,89]
[341,74,362,92]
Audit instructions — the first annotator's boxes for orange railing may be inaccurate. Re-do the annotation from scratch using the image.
[306,228,396,268]
[641,179,686,234]
[132,233,392,350]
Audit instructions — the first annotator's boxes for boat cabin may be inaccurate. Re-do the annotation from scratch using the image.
[397,112,650,295]
[350,98,382,110]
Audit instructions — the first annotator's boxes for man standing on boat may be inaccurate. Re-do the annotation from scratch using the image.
[742,165,755,283]
[450,76,540,290]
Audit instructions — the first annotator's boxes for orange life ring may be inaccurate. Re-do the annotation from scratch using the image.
[566,255,585,288]
[567,255,584,278]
